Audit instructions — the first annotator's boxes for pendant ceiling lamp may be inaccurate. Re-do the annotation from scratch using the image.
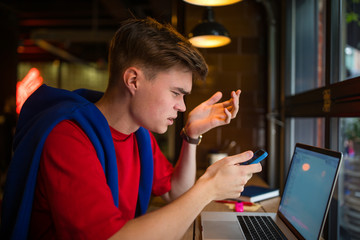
[184,0,242,7]
[188,7,231,48]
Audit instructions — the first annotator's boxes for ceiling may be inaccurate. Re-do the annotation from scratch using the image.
[1,0,173,63]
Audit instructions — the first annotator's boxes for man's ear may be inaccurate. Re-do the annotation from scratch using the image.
[123,67,140,95]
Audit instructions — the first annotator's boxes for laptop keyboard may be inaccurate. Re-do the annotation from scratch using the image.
[237,215,288,240]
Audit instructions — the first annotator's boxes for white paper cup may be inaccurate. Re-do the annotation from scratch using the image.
[208,153,228,165]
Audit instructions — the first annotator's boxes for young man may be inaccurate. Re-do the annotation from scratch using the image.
[1,17,262,239]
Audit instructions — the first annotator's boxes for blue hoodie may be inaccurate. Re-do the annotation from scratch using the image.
[0,85,154,239]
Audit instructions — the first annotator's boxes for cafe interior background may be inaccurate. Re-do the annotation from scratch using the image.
[0,0,360,239]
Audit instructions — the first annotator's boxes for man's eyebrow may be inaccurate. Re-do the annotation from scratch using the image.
[174,87,191,95]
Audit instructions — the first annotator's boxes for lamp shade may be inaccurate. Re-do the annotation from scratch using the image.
[184,0,242,7]
[188,7,231,48]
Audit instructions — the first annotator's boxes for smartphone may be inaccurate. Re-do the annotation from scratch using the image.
[241,149,268,165]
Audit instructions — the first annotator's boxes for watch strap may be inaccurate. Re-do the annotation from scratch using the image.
[180,128,202,145]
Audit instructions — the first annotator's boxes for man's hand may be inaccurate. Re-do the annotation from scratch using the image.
[198,151,262,201]
[184,90,241,138]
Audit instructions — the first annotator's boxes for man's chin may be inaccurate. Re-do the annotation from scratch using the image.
[157,128,168,134]
[149,126,168,134]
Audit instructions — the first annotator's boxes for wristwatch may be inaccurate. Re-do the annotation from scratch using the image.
[180,127,202,145]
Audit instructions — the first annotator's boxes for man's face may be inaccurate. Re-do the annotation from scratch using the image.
[131,65,192,134]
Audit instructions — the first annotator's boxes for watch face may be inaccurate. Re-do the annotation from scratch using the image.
[197,135,203,145]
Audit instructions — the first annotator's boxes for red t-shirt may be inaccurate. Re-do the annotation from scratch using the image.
[29,120,173,239]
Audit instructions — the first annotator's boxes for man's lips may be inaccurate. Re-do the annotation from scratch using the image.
[168,117,177,124]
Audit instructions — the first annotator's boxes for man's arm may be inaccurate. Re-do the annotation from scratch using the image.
[163,90,241,201]
[109,90,253,239]
[110,151,262,240]
[162,139,197,202]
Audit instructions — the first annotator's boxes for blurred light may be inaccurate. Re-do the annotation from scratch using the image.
[16,68,43,114]
[184,0,242,7]
[345,46,353,55]
[17,46,25,53]
[302,163,310,171]
[189,35,231,48]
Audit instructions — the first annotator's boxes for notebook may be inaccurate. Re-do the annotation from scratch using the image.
[201,143,343,240]
[237,185,279,202]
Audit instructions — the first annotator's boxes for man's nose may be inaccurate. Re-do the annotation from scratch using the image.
[176,98,186,112]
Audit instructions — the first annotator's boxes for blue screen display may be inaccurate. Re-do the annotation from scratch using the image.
[278,146,340,239]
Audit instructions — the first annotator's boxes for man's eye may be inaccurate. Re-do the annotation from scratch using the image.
[172,91,180,96]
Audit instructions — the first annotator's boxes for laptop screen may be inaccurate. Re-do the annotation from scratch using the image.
[278,144,342,239]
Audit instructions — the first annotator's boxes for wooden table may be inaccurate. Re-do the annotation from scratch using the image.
[181,174,281,240]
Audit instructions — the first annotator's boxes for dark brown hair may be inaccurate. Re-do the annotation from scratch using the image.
[108,17,208,87]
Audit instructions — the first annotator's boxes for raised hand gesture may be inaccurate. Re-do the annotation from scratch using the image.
[184,90,241,138]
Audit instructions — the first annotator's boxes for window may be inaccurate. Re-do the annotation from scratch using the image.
[338,118,360,238]
[284,118,325,172]
[342,0,360,80]
[285,0,325,96]
[283,0,360,239]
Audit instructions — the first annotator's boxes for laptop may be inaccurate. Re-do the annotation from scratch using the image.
[201,143,343,240]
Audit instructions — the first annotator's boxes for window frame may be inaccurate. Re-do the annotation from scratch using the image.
[282,0,360,239]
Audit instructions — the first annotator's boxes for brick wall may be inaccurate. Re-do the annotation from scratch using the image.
[184,1,268,169]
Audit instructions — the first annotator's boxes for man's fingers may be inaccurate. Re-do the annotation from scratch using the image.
[205,92,223,106]
[226,151,262,173]
[226,151,253,165]
[234,89,241,97]
[222,90,241,116]
[224,108,232,124]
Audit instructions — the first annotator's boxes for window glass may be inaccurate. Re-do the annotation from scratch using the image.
[294,118,325,147]
[285,118,325,173]
[341,0,360,80]
[338,118,360,239]
[285,0,325,96]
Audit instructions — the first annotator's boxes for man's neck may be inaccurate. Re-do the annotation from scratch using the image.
[95,93,139,135]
